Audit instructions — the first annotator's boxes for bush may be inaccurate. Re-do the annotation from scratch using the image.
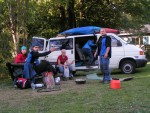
[145,50,150,61]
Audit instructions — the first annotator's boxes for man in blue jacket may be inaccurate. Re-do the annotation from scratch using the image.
[94,28,111,84]
[82,39,96,66]
[23,43,56,83]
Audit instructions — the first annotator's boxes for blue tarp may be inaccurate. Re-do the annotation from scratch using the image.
[59,26,101,35]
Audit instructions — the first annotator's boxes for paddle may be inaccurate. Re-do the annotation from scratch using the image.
[112,77,133,82]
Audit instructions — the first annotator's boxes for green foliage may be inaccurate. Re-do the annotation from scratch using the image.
[145,50,150,60]
[0,0,150,63]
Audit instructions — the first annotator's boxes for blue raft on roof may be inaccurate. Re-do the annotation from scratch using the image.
[59,26,101,35]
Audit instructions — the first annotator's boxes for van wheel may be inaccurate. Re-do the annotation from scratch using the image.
[120,60,135,74]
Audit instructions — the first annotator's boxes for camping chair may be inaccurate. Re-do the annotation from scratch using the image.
[6,62,24,86]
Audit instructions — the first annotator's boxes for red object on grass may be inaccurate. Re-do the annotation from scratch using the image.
[110,80,121,89]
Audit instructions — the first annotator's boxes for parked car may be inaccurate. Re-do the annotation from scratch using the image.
[32,33,147,74]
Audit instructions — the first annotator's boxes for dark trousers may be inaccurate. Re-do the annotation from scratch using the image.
[82,48,94,65]
[34,61,57,75]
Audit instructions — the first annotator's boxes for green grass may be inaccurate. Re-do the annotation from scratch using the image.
[0,63,150,113]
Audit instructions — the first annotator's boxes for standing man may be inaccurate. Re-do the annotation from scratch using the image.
[94,28,111,84]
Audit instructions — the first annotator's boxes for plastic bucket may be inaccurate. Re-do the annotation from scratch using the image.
[110,80,121,89]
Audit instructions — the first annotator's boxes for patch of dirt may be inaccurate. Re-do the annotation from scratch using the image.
[0,77,90,105]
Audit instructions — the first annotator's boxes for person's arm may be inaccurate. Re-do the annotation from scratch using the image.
[58,59,64,66]
[94,48,98,58]
[65,60,69,65]
[104,36,111,58]
[32,47,56,57]
[88,40,96,47]
[104,47,110,58]
[32,51,51,57]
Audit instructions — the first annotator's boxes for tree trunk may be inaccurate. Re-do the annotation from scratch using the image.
[67,0,76,28]
[9,1,18,56]
[80,0,86,19]
[59,6,66,31]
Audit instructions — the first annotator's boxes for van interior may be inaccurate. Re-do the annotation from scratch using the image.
[74,36,97,67]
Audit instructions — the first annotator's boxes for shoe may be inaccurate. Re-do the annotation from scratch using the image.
[55,82,60,85]
[69,76,74,80]
[14,85,17,88]
[31,83,35,90]
[62,77,67,81]
[103,81,110,84]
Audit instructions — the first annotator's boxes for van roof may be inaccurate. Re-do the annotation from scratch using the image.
[54,33,116,38]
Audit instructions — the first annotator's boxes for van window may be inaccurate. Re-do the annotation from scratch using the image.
[49,38,73,51]
[32,38,45,51]
[110,35,122,47]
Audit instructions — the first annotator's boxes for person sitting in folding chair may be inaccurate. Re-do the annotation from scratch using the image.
[6,46,27,83]
[23,42,56,85]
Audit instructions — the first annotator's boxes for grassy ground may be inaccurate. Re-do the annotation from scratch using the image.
[0,63,150,113]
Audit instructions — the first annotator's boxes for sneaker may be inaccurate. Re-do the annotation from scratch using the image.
[69,76,74,80]
[62,77,67,81]
[55,82,60,85]
[103,81,110,84]
[31,83,35,90]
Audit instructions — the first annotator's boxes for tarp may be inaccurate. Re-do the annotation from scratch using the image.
[58,26,119,36]
[86,73,103,80]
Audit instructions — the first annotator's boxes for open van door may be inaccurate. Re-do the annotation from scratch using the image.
[45,37,75,67]
[31,37,47,61]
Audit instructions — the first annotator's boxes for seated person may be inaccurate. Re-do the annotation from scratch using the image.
[6,46,27,81]
[23,42,56,83]
[82,39,96,66]
[56,49,74,80]
[14,46,27,63]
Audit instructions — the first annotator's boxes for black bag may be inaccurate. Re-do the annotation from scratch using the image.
[16,78,31,89]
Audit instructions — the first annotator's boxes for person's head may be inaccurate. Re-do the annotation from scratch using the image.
[100,28,106,36]
[32,43,40,52]
[21,46,27,54]
[61,49,66,56]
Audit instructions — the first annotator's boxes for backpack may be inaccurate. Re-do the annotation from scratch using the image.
[16,78,31,89]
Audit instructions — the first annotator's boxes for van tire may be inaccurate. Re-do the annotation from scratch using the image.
[120,60,135,74]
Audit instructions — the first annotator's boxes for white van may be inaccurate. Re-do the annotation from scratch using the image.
[32,33,147,74]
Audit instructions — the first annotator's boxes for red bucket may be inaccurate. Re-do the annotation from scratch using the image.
[110,80,121,89]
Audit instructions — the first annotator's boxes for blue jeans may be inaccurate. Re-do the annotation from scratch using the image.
[82,48,94,65]
[57,65,73,77]
[100,55,111,81]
